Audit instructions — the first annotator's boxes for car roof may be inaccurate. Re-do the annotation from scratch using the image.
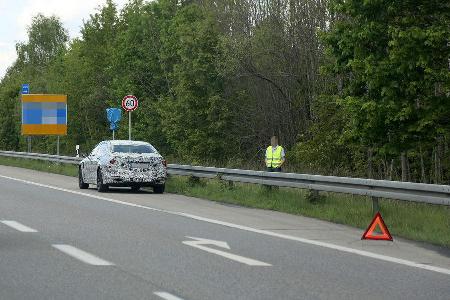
[105,140,152,146]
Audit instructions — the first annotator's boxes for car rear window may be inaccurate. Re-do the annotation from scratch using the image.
[113,144,155,154]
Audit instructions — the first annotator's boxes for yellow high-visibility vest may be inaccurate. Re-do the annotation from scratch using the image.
[266,146,283,168]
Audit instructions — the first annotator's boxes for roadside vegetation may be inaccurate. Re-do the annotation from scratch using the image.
[0,156,78,177]
[1,156,448,248]
[167,176,450,248]
[0,0,448,184]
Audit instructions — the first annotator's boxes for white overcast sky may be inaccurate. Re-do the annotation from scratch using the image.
[0,0,129,80]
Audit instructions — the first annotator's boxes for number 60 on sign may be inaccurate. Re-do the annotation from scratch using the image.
[122,95,138,111]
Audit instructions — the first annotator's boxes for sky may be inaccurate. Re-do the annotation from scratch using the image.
[0,0,129,80]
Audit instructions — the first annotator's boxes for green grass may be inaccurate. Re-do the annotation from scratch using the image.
[0,156,449,248]
[166,176,450,248]
[0,156,78,176]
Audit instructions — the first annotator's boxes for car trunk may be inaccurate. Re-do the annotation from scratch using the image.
[113,153,164,172]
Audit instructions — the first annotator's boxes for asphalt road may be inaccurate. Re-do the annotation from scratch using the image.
[0,166,449,299]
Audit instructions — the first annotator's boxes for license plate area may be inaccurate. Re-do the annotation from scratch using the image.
[130,162,151,169]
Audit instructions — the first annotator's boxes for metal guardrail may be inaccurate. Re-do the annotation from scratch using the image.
[0,150,449,206]
[0,150,82,165]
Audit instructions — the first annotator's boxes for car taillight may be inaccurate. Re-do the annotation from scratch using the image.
[162,159,167,167]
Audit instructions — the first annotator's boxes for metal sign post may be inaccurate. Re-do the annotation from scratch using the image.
[57,136,60,156]
[22,84,30,153]
[128,111,131,140]
[121,95,138,141]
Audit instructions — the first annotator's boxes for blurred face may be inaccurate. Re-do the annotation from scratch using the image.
[271,136,278,147]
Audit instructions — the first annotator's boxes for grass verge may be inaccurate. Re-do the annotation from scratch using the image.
[0,156,78,176]
[0,156,448,248]
[167,176,450,248]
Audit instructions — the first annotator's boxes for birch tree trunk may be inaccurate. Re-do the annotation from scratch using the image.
[434,137,443,184]
[389,159,394,180]
[420,146,426,183]
[401,152,408,182]
[367,147,373,179]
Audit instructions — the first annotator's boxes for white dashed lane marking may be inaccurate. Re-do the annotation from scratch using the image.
[154,291,185,300]
[53,244,114,266]
[1,220,38,232]
[1,175,450,276]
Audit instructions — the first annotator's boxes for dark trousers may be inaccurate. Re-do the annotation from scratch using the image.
[265,167,281,191]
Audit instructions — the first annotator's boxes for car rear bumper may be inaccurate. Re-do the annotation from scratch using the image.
[102,167,166,186]
[107,181,165,187]
[104,177,165,186]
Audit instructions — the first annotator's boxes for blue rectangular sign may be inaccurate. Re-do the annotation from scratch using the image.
[106,108,121,131]
[21,94,67,135]
[21,84,30,94]
[22,102,67,124]
[106,108,122,123]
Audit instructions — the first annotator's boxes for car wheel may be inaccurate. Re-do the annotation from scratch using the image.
[79,167,89,189]
[153,184,165,194]
[97,169,108,192]
[131,186,141,192]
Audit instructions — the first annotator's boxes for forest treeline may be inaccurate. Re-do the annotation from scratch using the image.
[0,0,448,183]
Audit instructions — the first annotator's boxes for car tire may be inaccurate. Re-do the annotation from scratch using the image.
[131,186,140,192]
[79,168,89,189]
[97,169,108,192]
[153,184,165,194]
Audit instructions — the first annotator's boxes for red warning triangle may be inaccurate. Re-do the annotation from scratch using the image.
[361,212,393,241]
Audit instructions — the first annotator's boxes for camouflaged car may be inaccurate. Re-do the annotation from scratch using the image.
[79,140,167,193]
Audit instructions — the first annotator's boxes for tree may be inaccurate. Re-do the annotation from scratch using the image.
[158,4,236,162]
[0,14,68,152]
[322,0,450,182]
[110,0,173,153]
[71,0,119,148]
[16,14,68,69]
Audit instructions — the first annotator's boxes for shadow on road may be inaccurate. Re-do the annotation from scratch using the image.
[86,187,155,194]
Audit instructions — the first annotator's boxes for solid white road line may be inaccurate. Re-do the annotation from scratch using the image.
[154,291,184,300]
[1,220,38,232]
[1,174,450,276]
[53,244,114,266]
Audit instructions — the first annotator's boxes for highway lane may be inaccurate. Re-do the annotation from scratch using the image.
[0,168,449,299]
[0,219,161,299]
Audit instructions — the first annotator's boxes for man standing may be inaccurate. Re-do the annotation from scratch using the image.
[265,136,285,172]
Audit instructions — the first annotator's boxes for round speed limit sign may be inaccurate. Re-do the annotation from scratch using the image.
[122,95,138,112]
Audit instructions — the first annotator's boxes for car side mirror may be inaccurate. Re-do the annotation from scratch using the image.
[81,153,88,158]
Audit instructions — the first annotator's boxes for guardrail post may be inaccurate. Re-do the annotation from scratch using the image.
[215,173,234,190]
[227,180,234,189]
[372,196,379,214]
[57,136,60,156]
[307,189,320,203]
[187,175,201,187]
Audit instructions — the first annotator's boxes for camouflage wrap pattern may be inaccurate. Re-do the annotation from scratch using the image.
[101,156,166,184]
[80,140,166,186]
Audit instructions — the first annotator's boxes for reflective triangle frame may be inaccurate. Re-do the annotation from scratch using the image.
[361,212,393,241]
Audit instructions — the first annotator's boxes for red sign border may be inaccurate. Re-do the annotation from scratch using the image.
[122,95,138,112]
